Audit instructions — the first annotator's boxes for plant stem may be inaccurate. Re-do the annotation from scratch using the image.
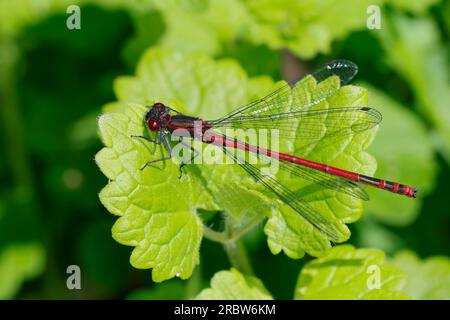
[202,224,229,243]
[203,226,254,274]
[223,239,254,275]
[222,217,254,275]
[202,216,259,275]
[185,264,202,299]
[229,217,262,241]
[202,216,262,243]
[282,48,305,82]
[0,41,33,191]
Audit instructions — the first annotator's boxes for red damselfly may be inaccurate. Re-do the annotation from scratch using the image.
[132,60,417,241]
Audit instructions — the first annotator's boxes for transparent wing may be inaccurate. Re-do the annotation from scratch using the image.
[277,161,369,201]
[208,106,382,151]
[211,60,358,124]
[221,147,342,242]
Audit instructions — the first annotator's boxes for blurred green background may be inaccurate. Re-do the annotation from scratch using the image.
[0,0,449,299]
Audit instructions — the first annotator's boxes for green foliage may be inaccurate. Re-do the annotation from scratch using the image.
[150,0,390,59]
[364,84,437,225]
[378,13,450,162]
[0,243,45,299]
[389,0,440,14]
[354,218,406,255]
[0,0,66,39]
[143,0,388,59]
[0,0,448,300]
[97,48,275,281]
[98,48,277,282]
[392,251,450,299]
[96,48,380,281]
[294,245,409,299]
[241,0,384,58]
[0,0,154,39]
[121,10,165,69]
[96,104,215,282]
[196,246,411,300]
[196,268,272,299]
[152,0,248,55]
[76,220,132,290]
[111,47,273,119]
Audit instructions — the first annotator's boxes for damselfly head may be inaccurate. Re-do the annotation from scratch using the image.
[145,102,171,131]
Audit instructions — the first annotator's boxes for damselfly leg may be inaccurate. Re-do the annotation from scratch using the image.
[176,139,201,179]
[132,131,200,175]
[132,131,173,170]
[131,130,163,145]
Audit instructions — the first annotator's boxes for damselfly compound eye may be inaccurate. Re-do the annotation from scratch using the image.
[147,119,160,131]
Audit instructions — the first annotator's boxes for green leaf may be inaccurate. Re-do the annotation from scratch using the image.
[0,243,45,299]
[0,0,157,40]
[195,268,272,299]
[388,0,440,14]
[151,0,249,55]
[392,251,450,300]
[294,245,409,299]
[363,84,437,225]
[112,47,275,227]
[265,79,377,258]
[151,0,386,59]
[121,10,165,69]
[0,0,67,39]
[113,48,273,119]
[97,48,276,281]
[378,13,450,163]
[241,0,384,59]
[95,104,216,282]
[152,0,392,59]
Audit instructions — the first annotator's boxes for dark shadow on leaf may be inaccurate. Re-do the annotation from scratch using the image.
[308,258,365,269]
